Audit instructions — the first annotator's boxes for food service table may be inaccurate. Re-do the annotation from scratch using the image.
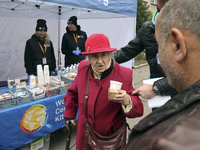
[0,86,78,150]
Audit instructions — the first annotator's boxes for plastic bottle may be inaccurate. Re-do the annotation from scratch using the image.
[61,66,66,75]
[65,67,69,74]
[69,65,73,73]
[73,64,76,73]
[57,65,62,79]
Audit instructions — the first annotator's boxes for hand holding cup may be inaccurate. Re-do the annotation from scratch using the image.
[108,80,122,100]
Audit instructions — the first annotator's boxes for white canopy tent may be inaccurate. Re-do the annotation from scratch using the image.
[0,0,137,85]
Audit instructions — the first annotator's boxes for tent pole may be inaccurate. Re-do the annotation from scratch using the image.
[58,6,62,68]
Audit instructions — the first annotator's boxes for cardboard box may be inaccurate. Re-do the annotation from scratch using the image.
[17,134,50,150]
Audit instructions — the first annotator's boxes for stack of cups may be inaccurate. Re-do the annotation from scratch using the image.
[37,64,44,86]
[44,65,50,84]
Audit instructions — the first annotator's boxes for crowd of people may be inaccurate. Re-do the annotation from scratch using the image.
[23,0,200,149]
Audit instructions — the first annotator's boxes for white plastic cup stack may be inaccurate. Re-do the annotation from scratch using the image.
[44,65,50,84]
[37,64,44,86]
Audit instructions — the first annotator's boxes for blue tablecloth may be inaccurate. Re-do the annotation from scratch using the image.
[0,88,78,150]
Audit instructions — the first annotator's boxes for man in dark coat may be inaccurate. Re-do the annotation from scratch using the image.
[24,19,56,76]
[61,16,87,67]
[114,0,177,101]
[125,0,200,149]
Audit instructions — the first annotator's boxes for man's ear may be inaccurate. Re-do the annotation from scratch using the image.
[170,28,187,63]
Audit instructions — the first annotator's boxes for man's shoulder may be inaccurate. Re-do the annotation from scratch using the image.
[140,21,154,31]
[79,30,87,35]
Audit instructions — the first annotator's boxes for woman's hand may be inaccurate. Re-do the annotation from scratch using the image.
[111,90,130,106]
[66,120,76,130]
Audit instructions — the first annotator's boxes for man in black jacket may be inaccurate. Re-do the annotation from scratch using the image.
[126,0,200,149]
[113,0,177,99]
[61,16,87,67]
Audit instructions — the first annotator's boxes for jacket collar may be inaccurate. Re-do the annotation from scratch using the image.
[90,59,114,80]
[66,25,81,34]
[132,80,200,132]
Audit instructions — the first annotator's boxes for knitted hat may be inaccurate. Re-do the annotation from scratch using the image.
[67,16,77,26]
[82,34,117,56]
[36,19,47,31]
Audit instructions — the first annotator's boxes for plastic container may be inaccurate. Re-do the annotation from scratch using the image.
[61,75,75,84]
[59,83,70,95]
[11,87,34,105]
[0,90,17,111]
[39,82,59,97]
[50,76,70,95]
[30,87,45,100]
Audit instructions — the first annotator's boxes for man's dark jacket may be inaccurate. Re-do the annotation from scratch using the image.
[125,80,200,150]
[61,25,87,67]
[113,21,177,96]
[113,21,165,78]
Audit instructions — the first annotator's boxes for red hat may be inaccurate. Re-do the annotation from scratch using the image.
[82,33,117,56]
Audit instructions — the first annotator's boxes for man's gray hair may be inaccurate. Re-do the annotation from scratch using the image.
[160,0,200,49]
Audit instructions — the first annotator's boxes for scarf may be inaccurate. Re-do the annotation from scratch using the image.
[152,10,159,25]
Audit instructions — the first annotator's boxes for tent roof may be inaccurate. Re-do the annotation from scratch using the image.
[41,0,138,17]
[0,0,137,19]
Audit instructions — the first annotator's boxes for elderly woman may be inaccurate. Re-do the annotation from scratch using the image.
[64,33,143,149]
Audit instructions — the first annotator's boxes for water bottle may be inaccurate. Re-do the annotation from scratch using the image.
[61,66,66,75]
[57,66,62,79]
[69,65,73,73]
[65,67,69,74]
[73,64,77,73]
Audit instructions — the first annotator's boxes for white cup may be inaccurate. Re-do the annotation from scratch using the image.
[108,80,122,100]
[44,72,50,84]
[37,64,43,73]
[44,65,49,73]
[37,72,44,86]
[110,80,122,90]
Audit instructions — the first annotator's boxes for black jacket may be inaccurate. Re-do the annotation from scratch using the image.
[113,21,165,78]
[125,80,200,150]
[24,34,56,75]
[154,77,177,96]
[61,25,87,67]
[113,21,177,96]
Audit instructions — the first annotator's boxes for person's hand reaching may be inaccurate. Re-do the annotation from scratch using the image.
[131,83,156,99]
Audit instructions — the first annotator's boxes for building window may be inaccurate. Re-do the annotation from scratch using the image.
[151,0,157,4]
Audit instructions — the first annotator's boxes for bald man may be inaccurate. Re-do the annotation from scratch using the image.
[126,0,200,149]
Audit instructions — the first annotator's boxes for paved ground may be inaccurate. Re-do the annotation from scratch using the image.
[49,64,151,150]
